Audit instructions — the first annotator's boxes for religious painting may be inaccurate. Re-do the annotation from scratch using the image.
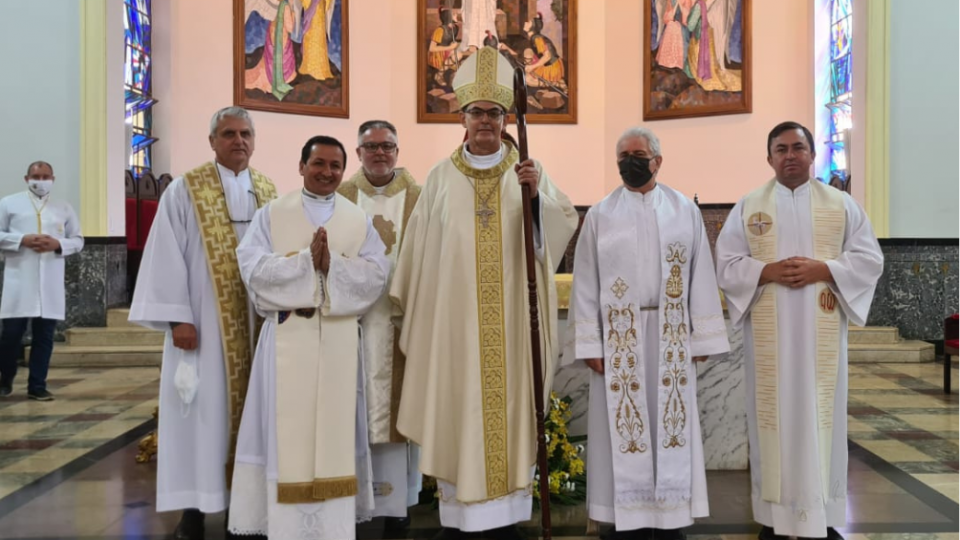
[233,0,349,118]
[643,0,751,120]
[417,0,578,124]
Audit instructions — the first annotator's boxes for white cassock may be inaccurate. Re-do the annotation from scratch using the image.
[715,180,883,537]
[458,0,498,51]
[228,190,391,540]
[0,190,84,320]
[129,164,257,513]
[565,184,729,531]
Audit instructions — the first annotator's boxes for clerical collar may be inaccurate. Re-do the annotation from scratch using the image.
[624,183,660,205]
[463,143,504,170]
[775,178,811,194]
[367,170,396,195]
[302,188,335,203]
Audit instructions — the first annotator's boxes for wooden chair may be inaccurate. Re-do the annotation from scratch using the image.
[945,314,958,394]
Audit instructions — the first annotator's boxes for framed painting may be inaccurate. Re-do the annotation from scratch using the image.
[417,0,578,124]
[234,0,349,118]
[643,0,751,120]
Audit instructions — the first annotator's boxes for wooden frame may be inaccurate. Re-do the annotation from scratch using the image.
[234,0,349,118]
[643,0,751,121]
[417,0,577,124]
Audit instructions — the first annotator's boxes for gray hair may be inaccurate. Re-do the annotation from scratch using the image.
[209,106,255,137]
[617,126,662,157]
[357,120,398,145]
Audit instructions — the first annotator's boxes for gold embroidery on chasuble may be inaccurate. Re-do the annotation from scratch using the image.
[372,215,397,254]
[661,243,689,449]
[183,162,276,481]
[451,145,518,499]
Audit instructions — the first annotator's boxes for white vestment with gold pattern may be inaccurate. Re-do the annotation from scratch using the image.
[716,179,882,537]
[564,184,729,530]
[129,162,275,514]
[228,191,390,539]
[339,169,424,517]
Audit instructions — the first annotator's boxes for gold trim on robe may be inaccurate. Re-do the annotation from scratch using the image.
[182,161,276,483]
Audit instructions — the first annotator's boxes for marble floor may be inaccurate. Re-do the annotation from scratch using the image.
[0,363,956,540]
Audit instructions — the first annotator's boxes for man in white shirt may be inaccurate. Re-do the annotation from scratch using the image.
[0,161,84,400]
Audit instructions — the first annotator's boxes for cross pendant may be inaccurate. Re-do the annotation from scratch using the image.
[476,202,495,229]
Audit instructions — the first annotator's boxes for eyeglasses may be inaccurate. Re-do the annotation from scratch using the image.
[465,108,505,121]
[359,142,398,153]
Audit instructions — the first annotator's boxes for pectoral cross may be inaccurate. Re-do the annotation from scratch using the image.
[477,201,496,229]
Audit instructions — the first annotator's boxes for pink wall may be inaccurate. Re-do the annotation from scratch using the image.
[154,0,812,205]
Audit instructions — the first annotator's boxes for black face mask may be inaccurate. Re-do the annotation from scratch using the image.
[618,155,654,188]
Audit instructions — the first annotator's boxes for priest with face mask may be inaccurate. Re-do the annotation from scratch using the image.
[563,127,729,540]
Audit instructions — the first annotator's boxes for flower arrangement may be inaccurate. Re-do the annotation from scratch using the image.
[534,392,586,505]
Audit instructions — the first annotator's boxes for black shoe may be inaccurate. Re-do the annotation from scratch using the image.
[27,389,54,401]
[432,527,466,540]
[174,509,205,540]
[0,381,11,397]
[486,525,526,540]
[385,516,411,530]
[652,529,686,540]
[603,528,653,540]
[759,526,789,540]
[826,528,845,540]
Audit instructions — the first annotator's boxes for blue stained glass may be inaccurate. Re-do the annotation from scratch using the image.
[831,18,851,60]
[125,0,155,177]
[832,0,851,22]
[831,55,851,99]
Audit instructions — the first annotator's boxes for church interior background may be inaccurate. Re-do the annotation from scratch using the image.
[0,0,956,538]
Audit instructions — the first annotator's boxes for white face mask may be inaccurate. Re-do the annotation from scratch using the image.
[27,180,53,197]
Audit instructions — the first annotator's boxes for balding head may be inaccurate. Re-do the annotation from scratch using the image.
[25,161,54,180]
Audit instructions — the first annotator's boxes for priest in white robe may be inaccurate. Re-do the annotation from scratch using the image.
[564,127,729,540]
[391,47,579,540]
[129,107,277,540]
[228,135,390,540]
[338,120,423,529]
[715,122,883,540]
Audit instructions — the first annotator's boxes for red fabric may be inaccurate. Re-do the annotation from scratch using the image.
[945,339,959,351]
[125,197,140,250]
[138,199,160,248]
[951,314,959,320]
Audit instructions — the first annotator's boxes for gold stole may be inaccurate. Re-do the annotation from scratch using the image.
[743,179,845,503]
[338,168,422,444]
[270,191,368,503]
[182,161,276,479]
[451,144,519,499]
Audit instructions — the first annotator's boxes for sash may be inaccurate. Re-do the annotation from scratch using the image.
[743,179,845,503]
[182,161,276,479]
[270,191,368,503]
[338,169,421,444]
[595,185,697,505]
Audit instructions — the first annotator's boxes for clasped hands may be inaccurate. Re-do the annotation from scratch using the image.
[21,234,60,253]
[760,256,832,288]
[311,227,331,275]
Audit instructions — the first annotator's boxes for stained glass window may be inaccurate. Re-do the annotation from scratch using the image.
[124,0,156,179]
[826,0,852,178]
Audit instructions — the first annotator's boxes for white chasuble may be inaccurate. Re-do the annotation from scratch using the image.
[228,191,390,539]
[390,142,578,527]
[565,184,728,530]
[716,179,883,537]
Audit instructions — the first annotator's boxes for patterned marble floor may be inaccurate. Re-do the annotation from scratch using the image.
[0,363,955,539]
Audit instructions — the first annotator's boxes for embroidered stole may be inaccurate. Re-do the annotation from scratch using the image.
[596,186,696,504]
[182,161,276,479]
[742,179,845,503]
[270,191,367,503]
[339,169,422,444]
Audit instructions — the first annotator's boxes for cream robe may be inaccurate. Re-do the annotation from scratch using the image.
[229,190,390,539]
[339,168,424,517]
[129,163,264,513]
[0,190,83,320]
[391,142,578,530]
[716,180,883,537]
[565,184,729,530]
